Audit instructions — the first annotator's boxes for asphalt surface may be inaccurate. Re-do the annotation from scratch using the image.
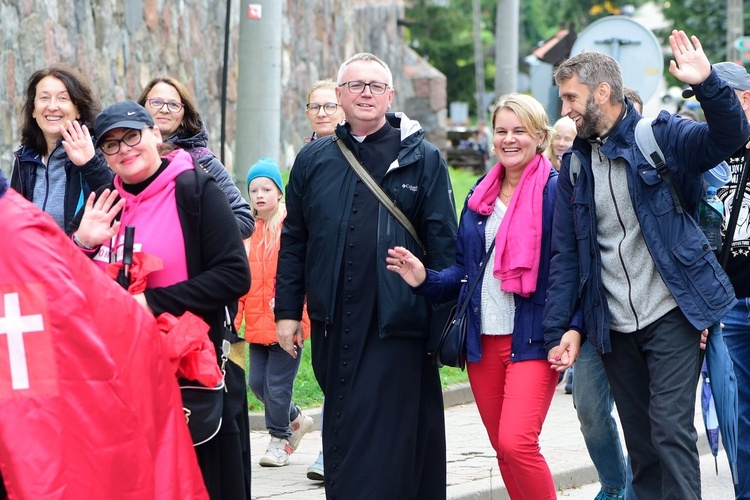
[249,383,736,499]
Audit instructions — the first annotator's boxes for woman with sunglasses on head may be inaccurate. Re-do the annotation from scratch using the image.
[137,76,254,239]
[69,101,252,500]
[11,64,113,233]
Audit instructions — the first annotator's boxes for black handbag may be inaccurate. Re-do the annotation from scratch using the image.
[179,308,232,446]
[434,240,495,371]
[180,375,225,446]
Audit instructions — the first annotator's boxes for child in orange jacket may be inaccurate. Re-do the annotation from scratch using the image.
[235,158,311,467]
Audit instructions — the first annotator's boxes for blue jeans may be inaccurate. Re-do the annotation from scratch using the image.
[722,298,750,499]
[574,341,628,494]
[248,343,303,439]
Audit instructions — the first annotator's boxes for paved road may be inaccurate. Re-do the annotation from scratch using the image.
[250,383,736,499]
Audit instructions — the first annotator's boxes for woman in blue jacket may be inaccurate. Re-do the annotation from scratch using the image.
[387,93,561,500]
[11,64,113,233]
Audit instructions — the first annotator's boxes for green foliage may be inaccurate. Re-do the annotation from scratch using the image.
[657,1,750,89]
[406,0,647,117]
[659,1,750,64]
[448,165,481,217]
[405,0,492,114]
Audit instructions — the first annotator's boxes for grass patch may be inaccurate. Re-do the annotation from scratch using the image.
[247,167,480,412]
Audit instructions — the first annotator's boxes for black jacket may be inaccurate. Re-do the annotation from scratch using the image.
[11,144,113,233]
[275,113,458,351]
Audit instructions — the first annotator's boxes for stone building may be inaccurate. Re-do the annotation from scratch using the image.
[0,0,445,178]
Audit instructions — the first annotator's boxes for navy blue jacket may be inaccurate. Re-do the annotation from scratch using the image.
[417,167,568,363]
[544,69,750,355]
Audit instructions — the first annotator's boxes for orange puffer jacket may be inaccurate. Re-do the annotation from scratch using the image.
[235,215,310,345]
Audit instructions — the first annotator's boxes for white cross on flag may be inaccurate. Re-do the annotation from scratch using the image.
[0,283,58,398]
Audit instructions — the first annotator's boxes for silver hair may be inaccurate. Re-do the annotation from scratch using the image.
[336,53,394,88]
[554,52,624,105]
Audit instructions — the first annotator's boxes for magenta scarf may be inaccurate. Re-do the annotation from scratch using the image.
[467,153,552,297]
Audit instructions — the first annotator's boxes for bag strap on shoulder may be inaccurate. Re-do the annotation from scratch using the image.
[634,117,684,214]
[334,135,426,254]
[569,118,685,214]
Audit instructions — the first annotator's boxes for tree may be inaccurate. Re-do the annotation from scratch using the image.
[405,0,647,116]
[660,0,750,63]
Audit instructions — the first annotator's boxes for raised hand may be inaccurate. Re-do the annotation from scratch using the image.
[61,120,96,167]
[386,246,427,287]
[668,30,711,85]
[74,189,125,248]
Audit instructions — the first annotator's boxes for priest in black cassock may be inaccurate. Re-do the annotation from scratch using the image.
[275,53,458,500]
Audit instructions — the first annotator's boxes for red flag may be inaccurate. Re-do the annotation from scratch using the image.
[0,189,207,499]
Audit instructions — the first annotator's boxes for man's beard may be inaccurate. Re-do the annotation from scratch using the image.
[576,94,604,139]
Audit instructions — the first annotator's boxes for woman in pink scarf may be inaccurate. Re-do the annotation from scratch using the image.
[387,94,572,499]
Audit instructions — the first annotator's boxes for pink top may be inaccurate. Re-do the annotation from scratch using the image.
[93,149,194,288]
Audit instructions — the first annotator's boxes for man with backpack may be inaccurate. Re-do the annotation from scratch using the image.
[543,30,750,500]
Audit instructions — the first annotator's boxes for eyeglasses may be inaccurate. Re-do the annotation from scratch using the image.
[306,102,339,115]
[147,98,185,113]
[100,129,144,156]
[338,81,389,95]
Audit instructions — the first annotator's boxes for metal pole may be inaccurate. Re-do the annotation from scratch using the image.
[727,0,743,62]
[236,1,282,199]
[494,0,519,98]
[220,0,231,165]
[472,0,486,120]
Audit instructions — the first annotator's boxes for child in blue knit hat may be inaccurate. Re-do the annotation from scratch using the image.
[236,158,313,467]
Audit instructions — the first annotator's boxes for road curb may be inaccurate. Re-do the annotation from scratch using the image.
[248,381,475,432]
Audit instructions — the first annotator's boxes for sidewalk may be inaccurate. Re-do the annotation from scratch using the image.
[249,383,733,499]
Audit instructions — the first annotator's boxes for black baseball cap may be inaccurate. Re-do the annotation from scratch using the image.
[94,101,155,147]
[683,62,750,98]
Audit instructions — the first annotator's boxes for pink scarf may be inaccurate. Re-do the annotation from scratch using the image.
[467,153,552,297]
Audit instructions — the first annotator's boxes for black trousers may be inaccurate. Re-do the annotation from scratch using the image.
[601,307,702,500]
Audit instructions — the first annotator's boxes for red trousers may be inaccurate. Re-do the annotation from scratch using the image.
[467,335,558,499]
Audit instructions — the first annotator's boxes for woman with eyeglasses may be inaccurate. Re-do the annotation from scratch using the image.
[305,79,346,142]
[69,100,252,500]
[137,76,254,239]
[299,78,346,482]
[11,64,113,233]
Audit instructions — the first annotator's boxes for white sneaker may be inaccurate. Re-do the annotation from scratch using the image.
[288,410,314,451]
[259,437,292,467]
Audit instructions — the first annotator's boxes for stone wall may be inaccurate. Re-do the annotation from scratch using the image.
[0,0,445,177]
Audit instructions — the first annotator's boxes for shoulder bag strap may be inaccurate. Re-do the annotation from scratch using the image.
[219,306,232,372]
[334,135,425,254]
[634,117,684,214]
[456,240,496,318]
